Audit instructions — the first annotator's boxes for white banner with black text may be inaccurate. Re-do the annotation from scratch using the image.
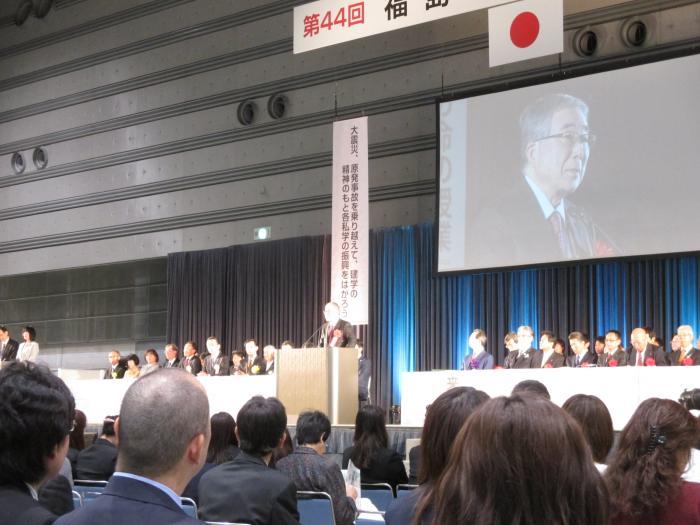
[331,117,369,325]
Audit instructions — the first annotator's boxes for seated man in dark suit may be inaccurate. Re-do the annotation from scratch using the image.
[276,410,357,525]
[672,325,700,366]
[504,326,536,369]
[75,416,118,480]
[565,331,597,367]
[0,362,75,525]
[628,327,668,366]
[179,341,203,376]
[162,343,181,368]
[200,336,230,376]
[0,325,20,362]
[598,330,628,367]
[56,369,210,525]
[104,350,126,379]
[531,331,565,368]
[199,396,300,525]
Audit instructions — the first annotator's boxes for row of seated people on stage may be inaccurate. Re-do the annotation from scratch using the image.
[462,324,700,370]
[2,361,699,525]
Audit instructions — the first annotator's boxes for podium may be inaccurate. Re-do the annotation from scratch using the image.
[277,346,358,425]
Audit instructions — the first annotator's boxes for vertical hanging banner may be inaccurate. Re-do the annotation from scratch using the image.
[294,0,507,54]
[332,117,369,325]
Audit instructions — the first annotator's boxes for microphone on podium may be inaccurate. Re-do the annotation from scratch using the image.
[302,323,325,348]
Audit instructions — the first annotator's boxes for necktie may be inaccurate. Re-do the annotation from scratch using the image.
[549,211,570,257]
[636,351,643,366]
[678,350,686,364]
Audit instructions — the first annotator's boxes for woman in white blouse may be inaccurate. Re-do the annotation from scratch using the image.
[17,325,39,362]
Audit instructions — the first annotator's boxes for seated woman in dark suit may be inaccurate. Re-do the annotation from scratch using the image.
[605,398,700,525]
[342,405,407,490]
[386,387,489,525]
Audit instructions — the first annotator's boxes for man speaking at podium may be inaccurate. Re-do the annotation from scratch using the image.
[320,302,357,348]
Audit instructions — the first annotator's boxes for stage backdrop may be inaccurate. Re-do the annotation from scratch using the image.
[166,223,700,411]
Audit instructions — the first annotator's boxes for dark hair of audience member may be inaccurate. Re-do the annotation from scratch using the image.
[117,369,210,478]
[207,412,239,464]
[0,362,76,485]
[350,405,389,469]
[237,396,287,456]
[270,428,294,467]
[414,395,608,525]
[296,410,332,446]
[22,325,37,341]
[511,379,551,400]
[418,387,489,485]
[562,394,614,464]
[144,348,159,363]
[101,415,118,437]
[604,398,699,520]
[69,409,87,451]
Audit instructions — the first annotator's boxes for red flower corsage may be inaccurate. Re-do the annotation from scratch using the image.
[608,360,618,367]
[333,329,342,338]
[683,357,694,366]
[544,363,553,369]
[645,357,656,367]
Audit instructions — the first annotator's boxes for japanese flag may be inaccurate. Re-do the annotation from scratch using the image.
[488,0,563,67]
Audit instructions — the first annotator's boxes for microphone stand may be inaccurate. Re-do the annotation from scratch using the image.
[302,323,326,348]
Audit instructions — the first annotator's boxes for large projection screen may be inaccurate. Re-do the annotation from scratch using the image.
[437,53,700,273]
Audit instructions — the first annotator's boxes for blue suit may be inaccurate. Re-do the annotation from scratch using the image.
[54,475,202,525]
[462,351,494,370]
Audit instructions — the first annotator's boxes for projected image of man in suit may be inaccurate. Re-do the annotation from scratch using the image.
[471,94,618,266]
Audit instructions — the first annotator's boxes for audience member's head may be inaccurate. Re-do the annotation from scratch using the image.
[270,428,294,467]
[562,394,614,464]
[207,412,239,464]
[0,362,75,488]
[416,395,608,525]
[604,398,699,520]
[295,410,332,447]
[351,405,389,469]
[511,379,551,400]
[236,396,287,460]
[115,369,210,486]
[69,409,87,451]
[418,386,489,485]
[100,415,119,445]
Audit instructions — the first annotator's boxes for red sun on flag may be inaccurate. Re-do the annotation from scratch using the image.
[510,11,540,48]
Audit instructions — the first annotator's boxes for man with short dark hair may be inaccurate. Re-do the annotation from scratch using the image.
[244,339,266,375]
[75,416,119,481]
[0,325,19,363]
[531,331,565,368]
[0,362,75,525]
[163,344,180,368]
[56,369,210,525]
[199,396,300,525]
[179,341,202,376]
[276,411,357,525]
[511,379,550,400]
[599,330,628,367]
[566,332,597,367]
[105,350,126,379]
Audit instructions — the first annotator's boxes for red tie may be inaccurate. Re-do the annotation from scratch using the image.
[549,212,569,256]
[636,351,643,366]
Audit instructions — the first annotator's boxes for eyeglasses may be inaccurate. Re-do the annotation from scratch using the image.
[533,131,596,148]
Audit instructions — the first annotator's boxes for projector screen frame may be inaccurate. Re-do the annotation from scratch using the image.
[434,44,700,277]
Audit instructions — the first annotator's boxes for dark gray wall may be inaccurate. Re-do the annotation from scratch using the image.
[0,0,699,364]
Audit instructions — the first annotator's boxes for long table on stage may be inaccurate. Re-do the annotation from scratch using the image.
[401,367,699,430]
[65,375,277,424]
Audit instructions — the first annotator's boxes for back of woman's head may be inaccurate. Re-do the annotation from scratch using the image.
[562,394,614,464]
[417,394,608,525]
[604,398,699,519]
[207,412,238,464]
[352,405,388,468]
[69,409,87,450]
[419,386,489,484]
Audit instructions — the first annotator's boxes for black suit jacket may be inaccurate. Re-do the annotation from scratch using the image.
[504,349,535,369]
[179,355,202,375]
[342,446,408,490]
[0,338,19,361]
[358,357,371,401]
[628,345,668,366]
[54,475,201,525]
[201,354,230,376]
[103,364,126,379]
[199,451,299,525]
[470,175,618,267]
[75,438,117,481]
[162,358,180,369]
[599,348,628,367]
[566,350,598,367]
[0,483,57,525]
[320,319,357,348]
[530,351,565,368]
[670,348,700,366]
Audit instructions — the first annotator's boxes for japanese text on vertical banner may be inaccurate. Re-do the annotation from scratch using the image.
[294,0,505,54]
[332,117,368,325]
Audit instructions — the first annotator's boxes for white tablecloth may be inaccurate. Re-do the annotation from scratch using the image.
[65,375,277,424]
[400,367,699,430]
